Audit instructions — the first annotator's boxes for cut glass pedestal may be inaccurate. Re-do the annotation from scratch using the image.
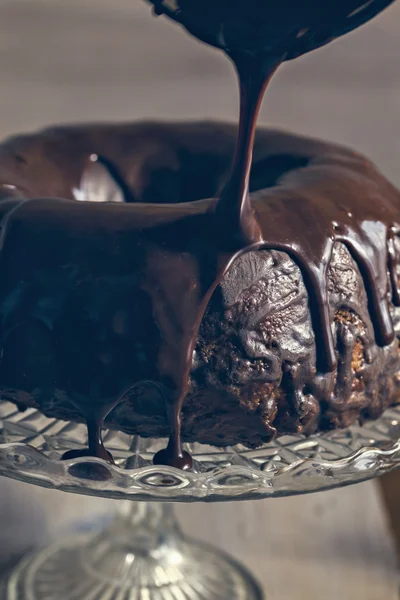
[1,400,400,599]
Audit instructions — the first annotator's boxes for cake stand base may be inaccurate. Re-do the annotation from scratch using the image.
[4,501,263,600]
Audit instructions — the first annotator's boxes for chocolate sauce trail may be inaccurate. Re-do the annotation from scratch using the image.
[152,52,285,469]
[388,228,400,306]
[214,53,281,247]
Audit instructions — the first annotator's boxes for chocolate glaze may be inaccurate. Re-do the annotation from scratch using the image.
[0,0,397,468]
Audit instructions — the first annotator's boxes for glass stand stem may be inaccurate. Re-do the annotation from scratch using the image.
[4,500,263,600]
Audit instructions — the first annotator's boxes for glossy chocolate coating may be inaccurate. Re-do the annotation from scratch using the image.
[0,122,400,465]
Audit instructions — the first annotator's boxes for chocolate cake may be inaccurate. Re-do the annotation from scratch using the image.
[0,121,399,461]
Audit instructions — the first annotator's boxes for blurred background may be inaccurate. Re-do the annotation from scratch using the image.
[0,1,399,598]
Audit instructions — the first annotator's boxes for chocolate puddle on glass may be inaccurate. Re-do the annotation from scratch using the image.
[0,0,397,469]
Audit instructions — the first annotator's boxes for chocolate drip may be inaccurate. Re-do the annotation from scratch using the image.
[61,418,112,463]
[62,398,120,463]
[140,227,235,469]
[388,230,400,306]
[151,55,283,469]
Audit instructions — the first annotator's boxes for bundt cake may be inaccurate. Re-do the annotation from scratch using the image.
[0,121,399,464]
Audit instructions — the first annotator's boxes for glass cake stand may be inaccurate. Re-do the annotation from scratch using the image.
[1,400,400,599]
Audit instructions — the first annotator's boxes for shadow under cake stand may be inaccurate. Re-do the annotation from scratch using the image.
[0,400,400,599]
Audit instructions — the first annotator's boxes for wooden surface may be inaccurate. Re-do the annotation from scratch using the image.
[0,1,399,598]
[380,471,400,563]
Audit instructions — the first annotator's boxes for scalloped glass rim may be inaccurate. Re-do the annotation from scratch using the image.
[0,401,400,501]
